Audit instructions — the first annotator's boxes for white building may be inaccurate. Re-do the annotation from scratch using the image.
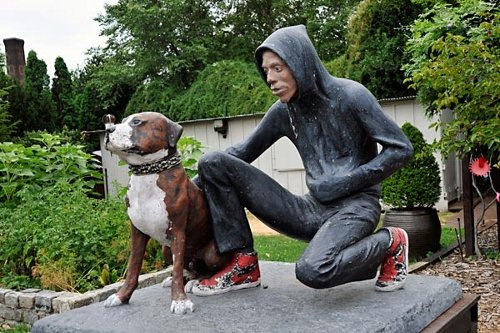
[99,97,461,212]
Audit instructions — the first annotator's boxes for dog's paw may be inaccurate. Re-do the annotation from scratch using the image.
[162,277,198,293]
[162,277,172,288]
[104,294,123,307]
[170,299,195,315]
[184,279,199,293]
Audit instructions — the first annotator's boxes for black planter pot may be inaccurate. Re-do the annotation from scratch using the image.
[382,208,441,259]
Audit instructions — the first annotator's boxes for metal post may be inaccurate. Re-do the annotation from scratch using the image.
[491,161,500,250]
[461,155,475,256]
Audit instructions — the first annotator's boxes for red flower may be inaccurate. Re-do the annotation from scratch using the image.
[496,192,500,203]
[469,156,490,177]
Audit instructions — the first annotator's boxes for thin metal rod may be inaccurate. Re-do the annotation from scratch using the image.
[81,129,107,135]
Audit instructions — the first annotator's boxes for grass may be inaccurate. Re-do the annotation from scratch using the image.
[440,226,464,248]
[254,235,308,262]
[481,248,500,260]
[0,324,29,333]
[253,225,465,263]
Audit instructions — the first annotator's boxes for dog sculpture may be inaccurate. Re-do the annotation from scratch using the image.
[103,112,222,314]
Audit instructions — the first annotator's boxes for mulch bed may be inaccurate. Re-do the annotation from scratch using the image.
[416,224,499,333]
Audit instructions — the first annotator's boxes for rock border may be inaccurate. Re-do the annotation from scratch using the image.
[0,268,171,325]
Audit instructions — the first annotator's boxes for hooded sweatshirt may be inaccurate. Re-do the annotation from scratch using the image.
[226,25,413,204]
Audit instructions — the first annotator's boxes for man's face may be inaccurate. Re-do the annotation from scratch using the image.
[261,51,297,103]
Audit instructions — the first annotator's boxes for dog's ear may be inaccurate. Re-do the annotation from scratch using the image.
[166,119,183,148]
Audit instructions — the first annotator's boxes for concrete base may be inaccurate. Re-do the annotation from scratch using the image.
[31,261,463,333]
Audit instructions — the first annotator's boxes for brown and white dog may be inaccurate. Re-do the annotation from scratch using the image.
[103,112,223,314]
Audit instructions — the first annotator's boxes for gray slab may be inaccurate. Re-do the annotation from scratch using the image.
[31,261,462,333]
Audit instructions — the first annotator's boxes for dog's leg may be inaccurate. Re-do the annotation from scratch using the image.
[162,246,173,264]
[202,239,231,271]
[161,246,192,290]
[169,229,194,314]
[104,224,149,307]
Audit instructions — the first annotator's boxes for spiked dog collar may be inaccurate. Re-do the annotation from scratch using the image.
[129,152,182,175]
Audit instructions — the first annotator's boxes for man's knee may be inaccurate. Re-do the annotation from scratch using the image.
[295,256,338,289]
[198,151,227,174]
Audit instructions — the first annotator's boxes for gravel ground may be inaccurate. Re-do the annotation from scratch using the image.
[416,224,499,333]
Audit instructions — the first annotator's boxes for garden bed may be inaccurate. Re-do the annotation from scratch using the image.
[416,224,499,333]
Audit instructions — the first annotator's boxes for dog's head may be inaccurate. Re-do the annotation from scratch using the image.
[105,112,183,165]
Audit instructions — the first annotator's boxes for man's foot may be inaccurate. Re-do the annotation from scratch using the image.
[375,227,409,292]
[191,251,261,296]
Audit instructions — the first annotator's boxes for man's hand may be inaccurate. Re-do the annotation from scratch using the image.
[307,174,355,204]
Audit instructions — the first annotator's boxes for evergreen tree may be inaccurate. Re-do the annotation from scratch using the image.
[0,88,17,141]
[23,51,56,132]
[52,57,75,129]
[345,0,422,98]
[72,51,134,130]
[0,53,18,140]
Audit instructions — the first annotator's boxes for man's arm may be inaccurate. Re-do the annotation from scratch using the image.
[308,86,413,203]
[192,102,287,187]
[225,102,288,162]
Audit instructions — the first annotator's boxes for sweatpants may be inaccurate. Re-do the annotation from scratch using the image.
[197,151,391,289]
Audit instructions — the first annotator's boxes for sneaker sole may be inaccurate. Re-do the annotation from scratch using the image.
[192,279,261,297]
[375,228,409,292]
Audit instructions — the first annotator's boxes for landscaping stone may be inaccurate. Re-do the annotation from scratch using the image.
[0,304,22,322]
[0,269,173,324]
[51,292,80,314]
[18,293,36,309]
[31,261,463,333]
[4,292,19,308]
[34,291,60,312]
[22,309,40,325]
[0,289,8,303]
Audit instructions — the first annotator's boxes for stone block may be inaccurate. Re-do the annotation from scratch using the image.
[21,288,42,293]
[35,290,60,312]
[99,282,122,299]
[69,295,94,309]
[0,304,22,322]
[138,273,158,288]
[51,292,79,313]
[0,288,10,303]
[153,269,171,284]
[53,294,95,313]
[94,287,116,302]
[52,297,72,314]
[18,293,36,309]
[4,291,19,308]
[22,309,40,325]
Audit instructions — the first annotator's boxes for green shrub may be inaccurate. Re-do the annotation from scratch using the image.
[124,79,178,118]
[381,122,441,208]
[0,183,132,292]
[0,133,102,205]
[168,60,275,121]
[324,55,349,78]
[0,134,204,292]
[178,136,204,179]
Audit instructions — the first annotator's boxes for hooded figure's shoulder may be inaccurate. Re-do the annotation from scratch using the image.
[326,76,378,105]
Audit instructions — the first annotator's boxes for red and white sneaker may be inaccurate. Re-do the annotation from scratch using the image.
[191,251,261,296]
[375,227,409,292]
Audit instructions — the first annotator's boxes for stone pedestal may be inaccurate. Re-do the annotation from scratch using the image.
[31,261,464,333]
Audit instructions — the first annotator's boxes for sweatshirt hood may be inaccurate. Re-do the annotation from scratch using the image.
[255,25,331,102]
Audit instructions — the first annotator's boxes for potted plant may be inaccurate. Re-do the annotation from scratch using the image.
[381,122,442,259]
